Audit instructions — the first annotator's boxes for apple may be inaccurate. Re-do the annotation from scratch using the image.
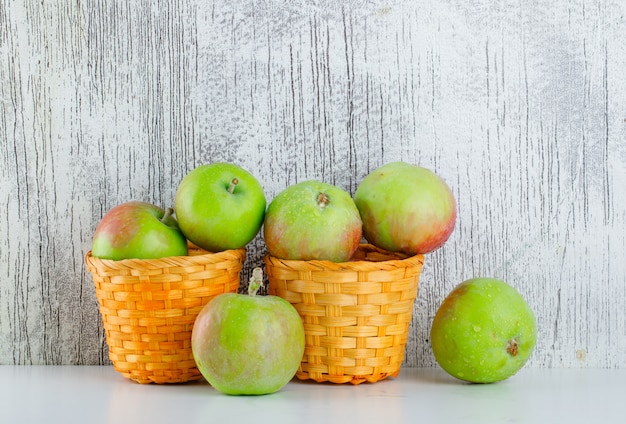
[430,278,537,383]
[354,161,456,255]
[192,268,305,395]
[174,162,266,252]
[263,180,362,262]
[91,201,188,260]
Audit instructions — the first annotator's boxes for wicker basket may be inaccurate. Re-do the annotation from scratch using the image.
[265,244,424,385]
[85,243,246,384]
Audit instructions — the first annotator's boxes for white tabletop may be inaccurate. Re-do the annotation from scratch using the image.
[0,365,621,423]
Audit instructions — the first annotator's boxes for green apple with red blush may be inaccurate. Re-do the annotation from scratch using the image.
[192,268,305,395]
[91,201,188,260]
[430,277,537,383]
[354,161,456,255]
[263,180,362,262]
[175,162,266,252]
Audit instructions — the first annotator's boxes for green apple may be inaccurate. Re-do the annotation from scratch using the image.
[354,161,456,255]
[430,278,537,383]
[191,268,305,395]
[174,162,266,252]
[263,180,362,262]
[91,201,188,260]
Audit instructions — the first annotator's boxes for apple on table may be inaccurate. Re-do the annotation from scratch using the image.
[91,201,188,260]
[430,277,537,383]
[191,268,305,395]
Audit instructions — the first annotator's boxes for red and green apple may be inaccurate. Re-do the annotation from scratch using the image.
[263,180,362,262]
[91,201,188,260]
[354,161,456,255]
[191,268,305,395]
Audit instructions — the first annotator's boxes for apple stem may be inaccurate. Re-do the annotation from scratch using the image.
[247,267,264,296]
[506,339,519,357]
[228,178,239,194]
[161,207,174,224]
[317,192,330,209]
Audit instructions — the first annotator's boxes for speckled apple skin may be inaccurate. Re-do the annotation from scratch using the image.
[430,278,537,383]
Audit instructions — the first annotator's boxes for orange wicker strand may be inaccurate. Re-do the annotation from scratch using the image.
[85,243,246,384]
[265,244,423,385]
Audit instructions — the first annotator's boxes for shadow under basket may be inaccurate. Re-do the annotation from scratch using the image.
[85,244,246,384]
[265,244,424,385]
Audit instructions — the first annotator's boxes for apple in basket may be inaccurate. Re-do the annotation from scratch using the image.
[430,278,537,383]
[354,161,456,255]
[175,162,266,252]
[263,180,362,262]
[192,268,305,395]
[91,201,188,260]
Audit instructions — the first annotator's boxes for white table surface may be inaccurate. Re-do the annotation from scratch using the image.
[0,365,622,423]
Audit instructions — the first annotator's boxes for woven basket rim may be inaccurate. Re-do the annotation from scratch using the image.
[85,243,246,271]
[264,243,423,270]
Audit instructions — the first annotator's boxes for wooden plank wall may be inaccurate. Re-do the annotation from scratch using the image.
[1,0,625,368]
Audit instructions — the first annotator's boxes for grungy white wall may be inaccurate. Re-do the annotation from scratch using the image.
[1,0,626,367]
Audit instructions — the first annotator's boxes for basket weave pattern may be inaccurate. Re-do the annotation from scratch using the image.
[85,244,246,384]
[265,244,423,385]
